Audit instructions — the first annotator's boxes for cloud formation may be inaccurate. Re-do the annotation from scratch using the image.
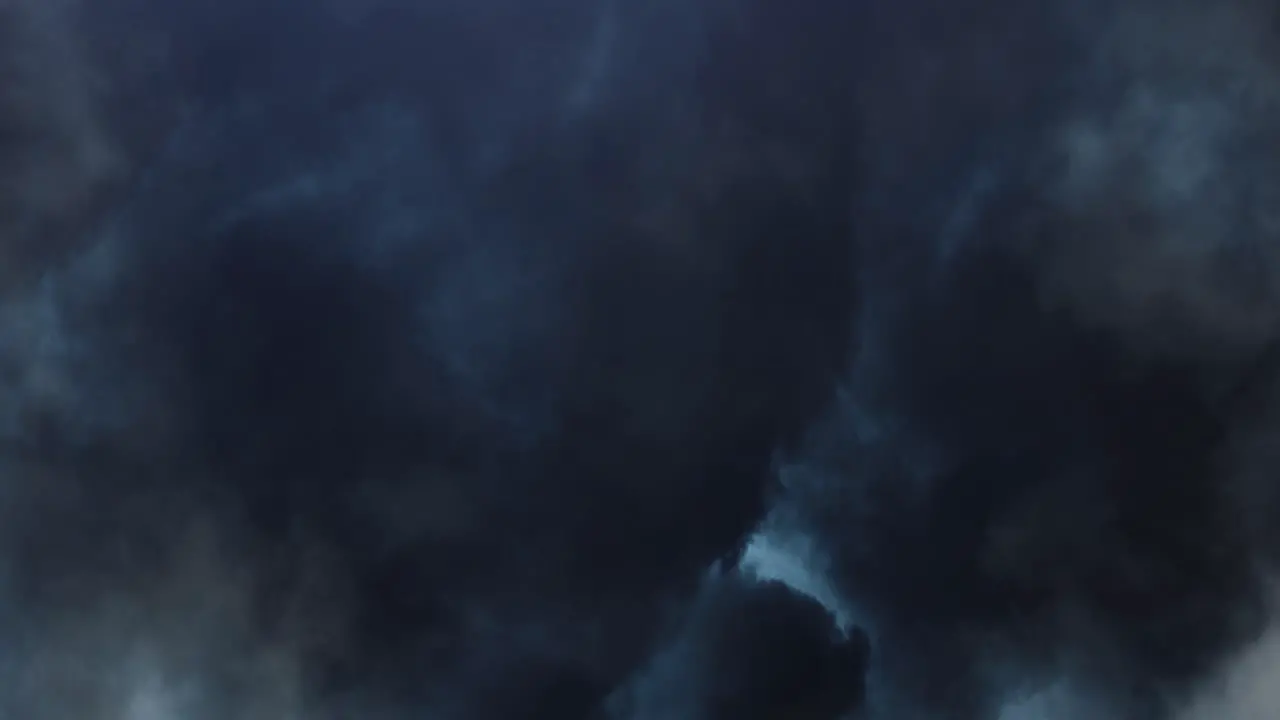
[6,0,1280,718]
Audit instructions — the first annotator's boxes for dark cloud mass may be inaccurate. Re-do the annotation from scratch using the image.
[2,0,1280,718]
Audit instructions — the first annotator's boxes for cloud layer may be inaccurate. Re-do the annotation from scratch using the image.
[5,0,1280,718]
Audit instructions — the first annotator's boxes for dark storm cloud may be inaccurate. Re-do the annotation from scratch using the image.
[0,0,865,718]
[10,0,1280,718]
[608,569,868,720]
[0,0,126,293]
[769,1,1280,718]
